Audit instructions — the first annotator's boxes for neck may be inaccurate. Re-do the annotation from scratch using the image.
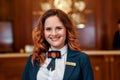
[50,45,66,50]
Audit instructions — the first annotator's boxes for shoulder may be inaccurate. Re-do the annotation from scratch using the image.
[27,55,32,62]
[72,50,89,59]
[68,48,90,61]
[77,51,88,57]
[68,48,89,58]
[72,50,90,63]
[23,55,33,69]
[24,55,33,67]
[27,55,40,67]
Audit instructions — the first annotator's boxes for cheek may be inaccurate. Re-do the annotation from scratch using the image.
[62,30,67,39]
[44,31,48,39]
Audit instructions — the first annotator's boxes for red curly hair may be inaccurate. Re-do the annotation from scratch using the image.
[32,9,81,65]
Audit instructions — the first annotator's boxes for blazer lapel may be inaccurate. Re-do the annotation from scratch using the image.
[63,48,78,80]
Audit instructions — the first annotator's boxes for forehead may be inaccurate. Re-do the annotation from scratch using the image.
[45,16,60,22]
[44,16,63,26]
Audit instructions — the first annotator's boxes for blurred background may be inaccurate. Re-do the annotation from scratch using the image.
[0,0,120,53]
[0,0,120,80]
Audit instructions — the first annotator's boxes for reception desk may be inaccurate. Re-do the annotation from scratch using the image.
[0,51,120,80]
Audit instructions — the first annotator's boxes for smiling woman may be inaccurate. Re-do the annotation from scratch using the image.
[22,9,94,80]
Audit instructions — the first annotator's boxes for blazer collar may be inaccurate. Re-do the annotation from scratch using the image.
[63,48,79,80]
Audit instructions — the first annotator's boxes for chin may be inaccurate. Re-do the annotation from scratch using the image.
[51,45,62,49]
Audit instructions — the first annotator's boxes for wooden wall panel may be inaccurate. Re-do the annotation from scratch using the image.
[0,57,27,80]
[14,0,33,52]
[0,0,15,52]
[89,55,109,80]
[0,0,120,52]
[75,0,96,50]
[110,55,120,80]
[0,0,15,20]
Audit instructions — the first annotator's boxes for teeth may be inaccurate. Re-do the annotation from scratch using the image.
[52,38,58,41]
[50,37,59,41]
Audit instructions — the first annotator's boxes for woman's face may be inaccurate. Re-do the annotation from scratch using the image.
[44,16,66,50]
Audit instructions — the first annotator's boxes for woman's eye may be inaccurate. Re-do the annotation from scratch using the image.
[45,28,51,31]
[56,27,62,30]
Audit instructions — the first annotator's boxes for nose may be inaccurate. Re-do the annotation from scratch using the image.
[51,29,57,36]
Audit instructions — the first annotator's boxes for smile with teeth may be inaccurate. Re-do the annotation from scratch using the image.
[50,37,60,41]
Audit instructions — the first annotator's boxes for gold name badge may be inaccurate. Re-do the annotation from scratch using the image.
[65,62,76,66]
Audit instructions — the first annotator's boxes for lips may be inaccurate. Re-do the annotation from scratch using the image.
[50,36,60,41]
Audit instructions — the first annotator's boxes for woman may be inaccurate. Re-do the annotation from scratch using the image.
[22,9,94,80]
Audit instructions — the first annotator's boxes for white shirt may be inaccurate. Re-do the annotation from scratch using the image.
[37,45,67,80]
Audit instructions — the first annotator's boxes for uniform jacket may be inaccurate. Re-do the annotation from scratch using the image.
[22,48,94,80]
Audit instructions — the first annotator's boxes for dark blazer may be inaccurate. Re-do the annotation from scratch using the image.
[22,48,94,80]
